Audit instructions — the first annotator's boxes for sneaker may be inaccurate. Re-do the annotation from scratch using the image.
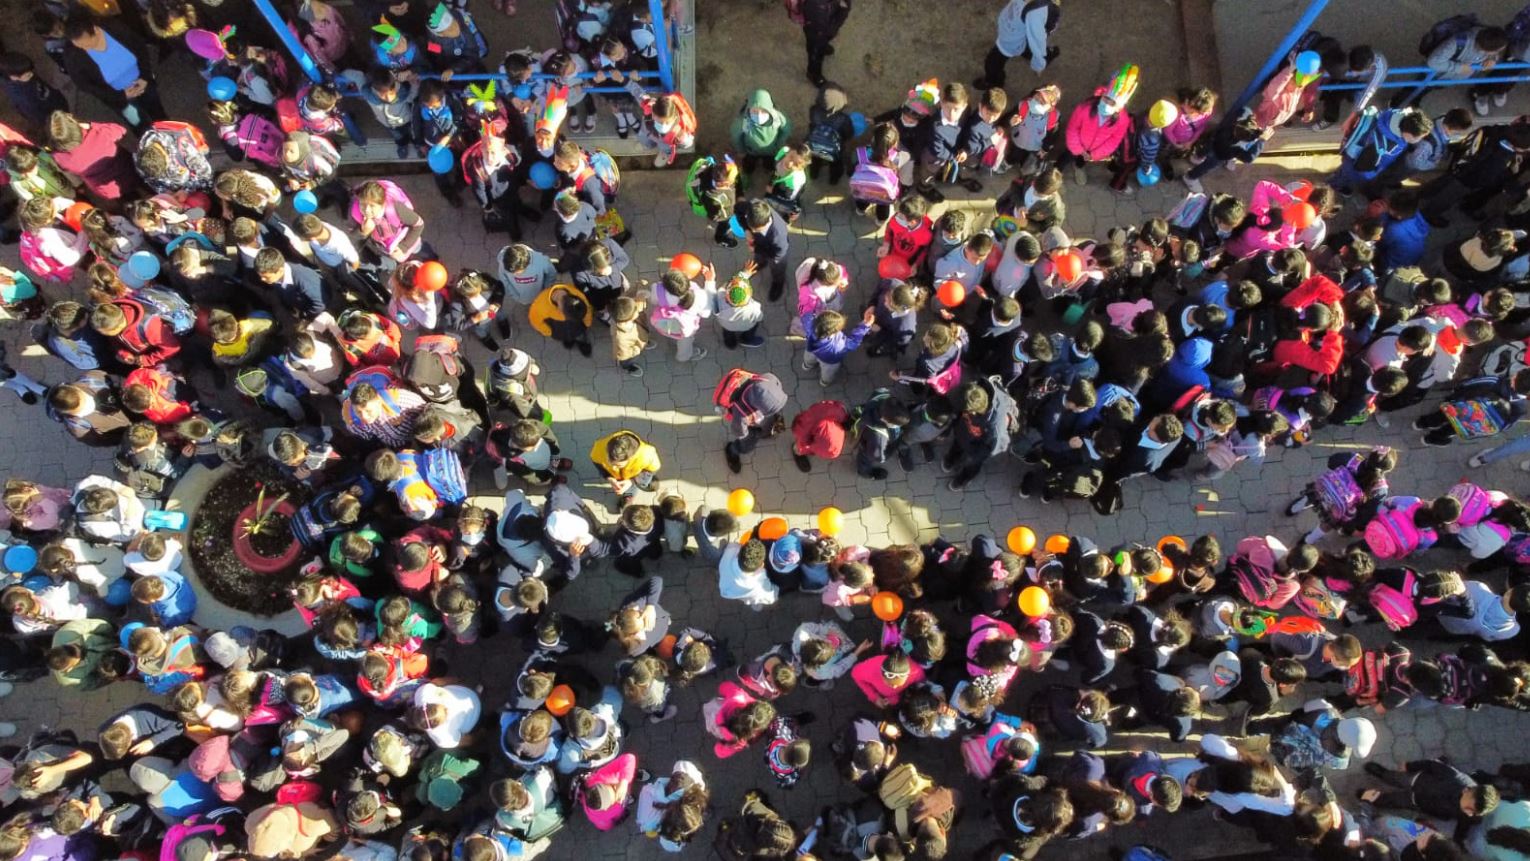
[0,723,14,739]
[554,458,575,471]
[1019,471,1041,499]
[793,454,813,473]
[725,448,742,474]
[1373,412,1391,429]
[868,468,888,480]
[801,361,815,372]
[636,766,657,782]
[624,365,644,378]
[718,235,740,249]
[1468,453,1488,468]
[687,347,710,362]
[918,184,945,204]
[1183,176,1204,194]
[946,476,970,491]
[740,334,765,348]
[1421,433,1451,448]
[1494,92,1509,108]
[584,116,599,133]
[20,392,36,405]
[396,144,410,159]
[576,341,593,357]
[897,450,915,472]
[647,706,678,725]
[1286,495,1313,516]
[653,154,669,168]
[493,464,509,490]
[1475,96,1492,116]
[1224,160,1240,172]
[1071,164,1086,185]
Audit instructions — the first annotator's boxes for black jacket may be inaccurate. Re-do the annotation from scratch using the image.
[1133,669,1194,742]
[61,20,153,111]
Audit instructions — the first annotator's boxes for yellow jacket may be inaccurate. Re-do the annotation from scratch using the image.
[590,432,661,481]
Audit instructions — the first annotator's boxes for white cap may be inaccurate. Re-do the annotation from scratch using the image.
[1337,717,1376,758]
[544,510,591,545]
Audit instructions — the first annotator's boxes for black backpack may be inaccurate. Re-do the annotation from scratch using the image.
[1419,14,1479,58]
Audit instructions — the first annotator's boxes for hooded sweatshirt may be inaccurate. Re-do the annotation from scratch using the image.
[730,89,792,157]
[1146,337,1212,408]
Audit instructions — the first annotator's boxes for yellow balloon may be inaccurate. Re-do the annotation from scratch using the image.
[818,507,844,537]
[1044,534,1071,554]
[1007,526,1037,555]
[1018,585,1051,617]
[726,489,755,517]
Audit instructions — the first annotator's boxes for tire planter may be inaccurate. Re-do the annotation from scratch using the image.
[187,464,312,617]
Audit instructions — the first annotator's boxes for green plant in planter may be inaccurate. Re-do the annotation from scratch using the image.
[238,484,291,541]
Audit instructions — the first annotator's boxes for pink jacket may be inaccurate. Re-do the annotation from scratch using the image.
[1065,96,1133,162]
[851,655,926,707]
[1253,67,1305,129]
[579,752,637,830]
[702,681,758,758]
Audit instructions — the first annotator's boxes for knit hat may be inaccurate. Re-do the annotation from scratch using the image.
[769,533,802,573]
[204,631,243,669]
[1336,717,1376,758]
[496,347,532,376]
[426,3,454,35]
[537,85,570,138]
[425,776,463,809]
[725,276,752,307]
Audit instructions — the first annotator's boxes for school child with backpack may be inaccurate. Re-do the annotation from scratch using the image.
[1414,368,1530,448]
[686,154,739,247]
[1420,17,1508,113]
[1333,107,1433,198]
[916,82,974,199]
[766,145,812,221]
[1002,85,1061,176]
[1286,445,1396,545]
[1111,99,1177,195]
[730,89,793,186]
[1362,495,1458,561]
[805,83,856,185]
[863,279,926,359]
[715,368,789,474]
[650,269,712,363]
[976,0,1061,89]
[850,122,911,222]
[351,179,430,268]
[360,68,421,160]
[17,198,87,285]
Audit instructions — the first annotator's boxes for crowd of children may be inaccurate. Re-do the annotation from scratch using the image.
[0,1,1529,861]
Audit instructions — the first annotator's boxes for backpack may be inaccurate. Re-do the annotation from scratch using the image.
[807,121,844,162]
[1292,575,1347,620]
[877,763,933,810]
[1419,13,1479,57]
[1123,848,1173,861]
[1167,192,1209,230]
[686,156,714,216]
[1442,398,1506,440]
[418,447,468,505]
[586,149,621,197]
[553,0,595,53]
[783,0,805,26]
[1367,569,1418,632]
[713,368,754,410]
[1433,653,1475,706]
[1230,535,1299,609]
[275,97,303,134]
[133,285,197,335]
[1480,339,1529,379]
[849,148,901,205]
[1313,453,1367,523]
[1340,106,1386,174]
[928,355,964,395]
[406,334,464,403]
[1364,502,1422,560]
[275,780,324,805]
[650,302,700,339]
[1346,644,1408,704]
[1446,481,1495,526]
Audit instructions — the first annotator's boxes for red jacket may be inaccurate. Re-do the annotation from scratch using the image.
[338,314,402,367]
[792,400,849,459]
[1273,329,1344,376]
[390,525,452,593]
[124,366,192,425]
[111,299,182,368]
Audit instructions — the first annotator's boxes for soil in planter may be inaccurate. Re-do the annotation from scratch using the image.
[189,464,313,616]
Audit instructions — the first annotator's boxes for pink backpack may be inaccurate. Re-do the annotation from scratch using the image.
[235,113,285,167]
[1291,575,1347,620]
[850,147,901,205]
[1366,569,1418,632]
[1364,500,1423,560]
[1446,481,1495,527]
[349,180,417,256]
[1231,535,1300,609]
[649,302,700,339]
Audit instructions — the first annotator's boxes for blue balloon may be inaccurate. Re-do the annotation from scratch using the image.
[293,190,319,214]
[207,76,238,101]
[850,111,868,137]
[514,83,534,101]
[728,215,746,239]
[128,251,160,282]
[1136,163,1161,187]
[529,161,557,190]
[3,545,36,575]
[1295,50,1322,77]
[427,145,455,175]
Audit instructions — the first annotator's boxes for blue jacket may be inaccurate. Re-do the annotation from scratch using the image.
[1342,108,1413,180]
[1376,212,1430,270]
[804,317,871,364]
[1144,337,1212,410]
[148,572,196,627]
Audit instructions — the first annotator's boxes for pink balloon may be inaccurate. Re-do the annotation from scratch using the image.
[186,29,228,62]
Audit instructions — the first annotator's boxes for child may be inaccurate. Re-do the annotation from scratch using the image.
[713,269,765,349]
[0,53,67,133]
[687,155,740,247]
[445,270,502,351]
[918,82,971,199]
[497,244,558,336]
[718,538,778,610]
[295,84,348,140]
[487,419,571,487]
[5,145,78,202]
[956,86,1008,188]
[635,88,698,167]
[864,279,925,358]
[763,716,811,789]
[610,295,650,378]
[361,67,420,159]
[802,307,876,386]
[822,559,876,622]
[692,506,735,563]
[730,89,793,183]
[897,395,957,471]
[1003,85,1062,175]
[1060,65,1139,186]
[206,99,283,168]
[657,494,692,558]
[766,144,811,221]
[793,257,850,337]
[414,80,465,206]
[926,209,969,274]
[486,346,546,421]
[590,430,661,505]
[554,191,597,251]
[531,283,594,357]
[1161,87,1218,175]
[1112,98,1177,194]
[933,232,995,291]
[806,83,855,184]
[294,214,382,307]
[278,131,344,209]
[570,240,632,323]
[852,389,910,479]
[880,194,935,275]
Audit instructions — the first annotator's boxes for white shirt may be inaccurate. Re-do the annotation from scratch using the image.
[306,224,360,269]
[718,544,778,607]
[413,683,482,749]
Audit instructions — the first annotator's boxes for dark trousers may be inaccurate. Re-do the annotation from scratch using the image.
[804,26,836,82]
[762,256,788,301]
[982,46,1012,88]
[1421,174,1500,224]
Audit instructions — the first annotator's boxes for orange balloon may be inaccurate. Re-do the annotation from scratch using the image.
[545,683,575,716]
[671,252,703,280]
[1054,249,1084,282]
[1044,534,1071,554]
[1007,526,1036,555]
[1283,201,1317,229]
[818,506,844,537]
[1288,179,1314,201]
[415,260,449,292]
[871,591,904,622]
[878,256,913,280]
[1157,535,1187,556]
[1018,585,1051,617]
[657,634,678,659]
[1146,562,1175,585]
[936,280,966,307]
[757,517,788,542]
[63,202,92,231]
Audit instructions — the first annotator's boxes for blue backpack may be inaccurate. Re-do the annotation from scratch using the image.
[419,447,468,505]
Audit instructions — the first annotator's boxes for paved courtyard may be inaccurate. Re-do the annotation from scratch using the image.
[1,144,1527,857]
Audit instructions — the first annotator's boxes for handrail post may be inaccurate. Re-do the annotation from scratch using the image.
[1226,0,1331,119]
[650,0,676,93]
[250,0,325,84]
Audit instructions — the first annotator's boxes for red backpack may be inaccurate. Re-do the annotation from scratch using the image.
[713,368,754,410]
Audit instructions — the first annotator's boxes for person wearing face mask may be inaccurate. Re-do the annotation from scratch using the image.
[730,89,792,186]
[1057,65,1138,188]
